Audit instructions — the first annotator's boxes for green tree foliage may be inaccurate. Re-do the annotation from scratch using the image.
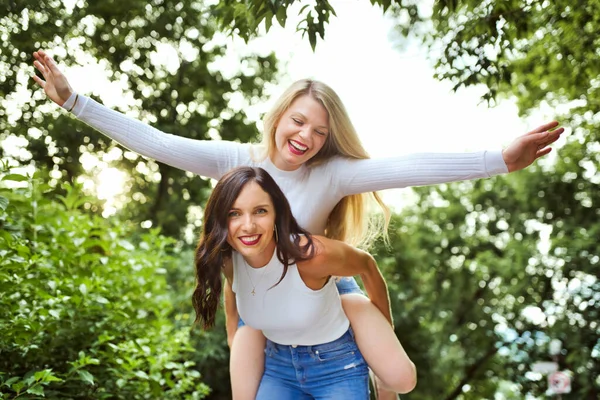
[385,3,600,395]
[212,0,422,49]
[371,164,598,398]
[1,0,279,238]
[390,0,600,110]
[0,169,210,399]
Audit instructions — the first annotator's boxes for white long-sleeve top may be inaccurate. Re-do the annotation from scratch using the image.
[63,94,508,234]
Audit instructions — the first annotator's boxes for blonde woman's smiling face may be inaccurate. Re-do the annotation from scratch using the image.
[271,95,330,171]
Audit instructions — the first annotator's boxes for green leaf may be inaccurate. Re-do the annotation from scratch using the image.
[2,174,28,182]
[118,240,135,251]
[308,28,317,50]
[23,372,36,386]
[0,196,8,210]
[275,5,286,26]
[298,4,310,15]
[26,385,44,396]
[77,370,94,386]
[164,362,179,369]
[133,370,149,380]
[30,369,61,384]
[2,377,19,387]
[12,381,25,393]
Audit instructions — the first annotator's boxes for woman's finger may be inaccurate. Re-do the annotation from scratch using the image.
[33,51,44,63]
[32,74,46,88]
[525,126,564,147]
[40,56,53,78]
[33,60,48,78]
[44,55,59,76]
[535,147,552,158]
[527,121,559,135]
[536,127,564,146]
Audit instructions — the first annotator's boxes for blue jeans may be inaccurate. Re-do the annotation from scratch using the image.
[334,276,364,295]
[256,328,369,399]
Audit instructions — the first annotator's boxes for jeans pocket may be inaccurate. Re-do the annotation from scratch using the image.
[315,343,355,362]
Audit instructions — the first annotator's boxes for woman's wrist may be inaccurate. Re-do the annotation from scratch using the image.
[67,93,79,112]
[60,91,78,111]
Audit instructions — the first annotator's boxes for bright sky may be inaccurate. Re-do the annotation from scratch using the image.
[227,1,532,155]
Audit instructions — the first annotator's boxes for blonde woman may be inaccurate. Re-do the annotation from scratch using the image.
[33,49,564,399]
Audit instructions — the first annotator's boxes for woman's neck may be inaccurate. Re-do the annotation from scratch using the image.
[244,240,277,268]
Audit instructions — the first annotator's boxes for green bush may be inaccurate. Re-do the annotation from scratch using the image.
[0,171,210,399]
[166,249,231,400]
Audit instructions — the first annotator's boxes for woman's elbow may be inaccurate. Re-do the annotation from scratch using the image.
[398,361,417,394]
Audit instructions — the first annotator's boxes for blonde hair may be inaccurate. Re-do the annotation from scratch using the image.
[255,79,391,248]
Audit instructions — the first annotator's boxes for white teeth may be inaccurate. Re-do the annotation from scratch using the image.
[240,235,259,242]
[290,140,308,151]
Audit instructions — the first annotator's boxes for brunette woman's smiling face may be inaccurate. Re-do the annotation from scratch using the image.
[226,181,277,268]
[270,95,330,171]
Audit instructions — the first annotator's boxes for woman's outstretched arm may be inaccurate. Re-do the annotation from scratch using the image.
[329,122,565,196]
[32,49,248,179]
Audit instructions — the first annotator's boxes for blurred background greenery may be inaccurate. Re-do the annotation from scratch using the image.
[1,0,598,399]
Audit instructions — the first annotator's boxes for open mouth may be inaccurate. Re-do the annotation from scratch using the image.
[288,139,308,155]
[239,234,261,246]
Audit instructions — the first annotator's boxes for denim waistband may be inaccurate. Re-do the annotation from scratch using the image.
[266,327,356,353]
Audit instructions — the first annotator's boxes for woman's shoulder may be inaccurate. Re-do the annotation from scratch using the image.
[304,157,351,187]
[308,155,348,170]
[298,235,333,263]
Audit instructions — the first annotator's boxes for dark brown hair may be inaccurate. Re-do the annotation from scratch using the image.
[192,167,314,329]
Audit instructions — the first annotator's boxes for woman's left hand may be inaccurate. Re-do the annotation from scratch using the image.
[502,121,565,172]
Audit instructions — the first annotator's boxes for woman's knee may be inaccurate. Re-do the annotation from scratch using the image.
[340,292,371,311]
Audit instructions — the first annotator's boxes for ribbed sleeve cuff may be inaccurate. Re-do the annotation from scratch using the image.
[60,92,88,116]
[484,150,509,176]
[61,92,77,110]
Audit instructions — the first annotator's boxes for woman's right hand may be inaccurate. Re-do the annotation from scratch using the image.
[32,49,74,107]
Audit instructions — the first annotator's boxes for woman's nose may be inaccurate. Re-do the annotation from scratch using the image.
[242,215,256,230]
[298,127,311,142]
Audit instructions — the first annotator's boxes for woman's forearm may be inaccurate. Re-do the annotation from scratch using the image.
[67,94,246,179]
[360,256,393,326]
[335,151,508,196]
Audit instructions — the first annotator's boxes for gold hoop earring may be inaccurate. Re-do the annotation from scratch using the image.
[274,225,278,243]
